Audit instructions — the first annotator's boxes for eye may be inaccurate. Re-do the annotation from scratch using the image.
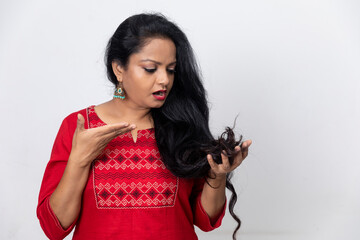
[144,68,156,73]
[167,68,176,74]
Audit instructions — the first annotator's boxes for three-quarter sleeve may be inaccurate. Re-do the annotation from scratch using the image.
[191,178,227,232]
[36,111,85,240]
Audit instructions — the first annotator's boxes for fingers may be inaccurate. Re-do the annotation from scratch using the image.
[210,139,252,173]
[207,152,232,175]
[233,146,243,166]
[101,123,136,139]
[231,139,252,167]
[76,114,85,131]
[221,151,231,171]
[77,120,136,146]
[240,139,252,158]
[241,139,252,149]
[207,154,217,170]
[88,123,136,158]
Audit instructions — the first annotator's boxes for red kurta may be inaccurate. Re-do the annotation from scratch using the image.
[37,106,226,240]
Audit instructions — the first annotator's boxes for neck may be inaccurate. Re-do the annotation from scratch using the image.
[109,99,152,125]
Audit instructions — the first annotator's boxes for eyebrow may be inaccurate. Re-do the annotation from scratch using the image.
[140,59,177,65]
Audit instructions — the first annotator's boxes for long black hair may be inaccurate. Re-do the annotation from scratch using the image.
[105,13,243,239]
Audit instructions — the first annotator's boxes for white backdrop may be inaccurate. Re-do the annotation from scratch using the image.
[1,0,359,239]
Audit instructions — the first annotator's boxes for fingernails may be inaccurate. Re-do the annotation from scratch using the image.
[130,124,136,129]
[124,123,129,127]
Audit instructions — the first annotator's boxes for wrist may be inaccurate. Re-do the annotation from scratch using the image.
[206,172,226,188]
[208,169,226,180]
[68,153,92,169]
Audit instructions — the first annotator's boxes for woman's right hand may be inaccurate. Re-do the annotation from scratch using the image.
[49,113,136,229]
[69,113,136,168]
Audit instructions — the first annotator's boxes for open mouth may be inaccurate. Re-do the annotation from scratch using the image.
[153,91,165,96]
[152,90,167,100]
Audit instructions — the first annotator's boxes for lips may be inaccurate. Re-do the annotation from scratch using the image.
[152,90,167,101]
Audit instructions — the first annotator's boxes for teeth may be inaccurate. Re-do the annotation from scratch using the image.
[154,91,164,96]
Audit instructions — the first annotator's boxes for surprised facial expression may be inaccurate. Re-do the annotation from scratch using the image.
[113,37,177,109]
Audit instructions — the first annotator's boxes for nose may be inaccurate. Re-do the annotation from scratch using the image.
[157,69,170,87]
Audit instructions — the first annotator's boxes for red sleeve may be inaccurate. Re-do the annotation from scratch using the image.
[191,178,227,232]
[36,109,87,240]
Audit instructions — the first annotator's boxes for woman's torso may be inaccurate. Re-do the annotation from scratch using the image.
[72,105,199,240]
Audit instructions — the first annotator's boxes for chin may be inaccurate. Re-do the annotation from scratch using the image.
[149,101,166,109]
[152,103,165,109]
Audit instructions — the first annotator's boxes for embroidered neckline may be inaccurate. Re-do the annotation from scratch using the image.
[88,105,154,132]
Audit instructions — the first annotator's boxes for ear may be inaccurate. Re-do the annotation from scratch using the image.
[111,61,124,83]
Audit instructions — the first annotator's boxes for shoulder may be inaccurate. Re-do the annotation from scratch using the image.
[60,106,90,131]
[63,107,88,122]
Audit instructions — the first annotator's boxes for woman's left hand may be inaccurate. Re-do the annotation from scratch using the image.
[207,139,252,178]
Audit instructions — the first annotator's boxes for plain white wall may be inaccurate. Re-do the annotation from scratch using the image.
[1,0,359,239]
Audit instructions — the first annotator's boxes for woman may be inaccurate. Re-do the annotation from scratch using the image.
[37,13,252,240]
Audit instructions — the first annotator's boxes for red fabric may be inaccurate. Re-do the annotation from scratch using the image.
[37,106,226,240]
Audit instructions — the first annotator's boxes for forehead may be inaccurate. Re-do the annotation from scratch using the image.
[130,38,176,63]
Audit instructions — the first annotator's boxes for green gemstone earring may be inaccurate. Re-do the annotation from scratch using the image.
[114,82,125,100]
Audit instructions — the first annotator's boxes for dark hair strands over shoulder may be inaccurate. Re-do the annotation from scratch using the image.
[105,13,244,239]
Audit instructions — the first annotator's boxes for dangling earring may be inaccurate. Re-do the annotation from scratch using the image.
[114,82,125,100]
